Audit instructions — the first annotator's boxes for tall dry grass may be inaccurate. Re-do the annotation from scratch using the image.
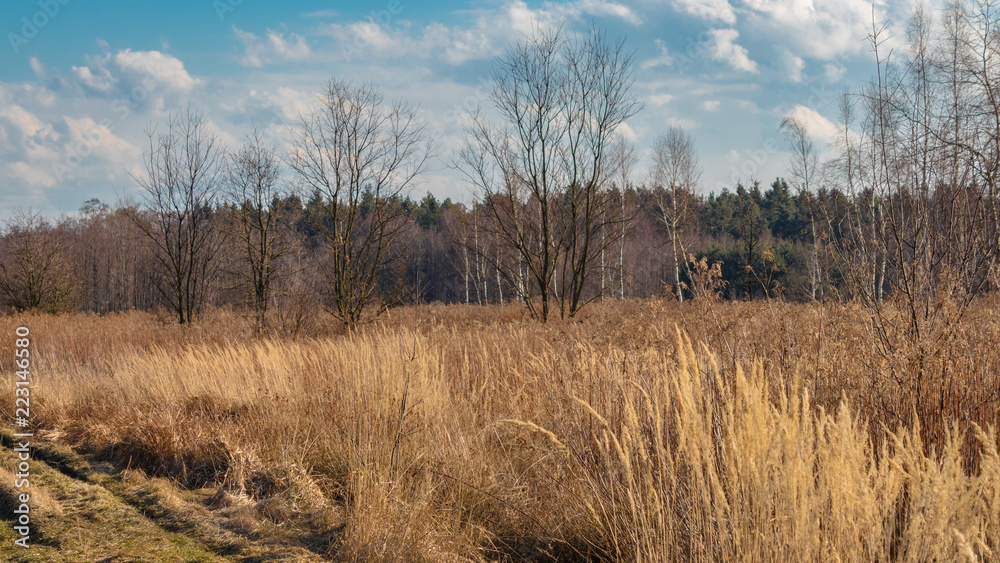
[1,299,998,560]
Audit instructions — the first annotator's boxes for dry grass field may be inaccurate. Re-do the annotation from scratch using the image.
[2,298,1000,561]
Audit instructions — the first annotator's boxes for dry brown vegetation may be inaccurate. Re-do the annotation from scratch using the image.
[2,297,1000,561]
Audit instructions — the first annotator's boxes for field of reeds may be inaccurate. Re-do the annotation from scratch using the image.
[2,298,1000,561]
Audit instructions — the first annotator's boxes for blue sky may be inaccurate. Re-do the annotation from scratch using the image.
[0,0,925,216]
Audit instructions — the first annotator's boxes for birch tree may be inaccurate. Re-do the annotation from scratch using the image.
[651,126,700,302]
[780,115,822,300]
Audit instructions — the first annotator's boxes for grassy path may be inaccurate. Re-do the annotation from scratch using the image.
[0,431,332,562]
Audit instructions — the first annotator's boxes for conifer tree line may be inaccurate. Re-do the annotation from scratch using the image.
[3,4,1000,326]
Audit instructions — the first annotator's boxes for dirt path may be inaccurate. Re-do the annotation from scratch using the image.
[0,431,334,562]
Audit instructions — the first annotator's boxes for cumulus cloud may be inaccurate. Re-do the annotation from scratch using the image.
[0,104,62,180]
[30,57,46,79]
[776,47,805,82]
[112,49,200,92]
[0,97,140,194]
[216,85,313,151]
[576,0,642,26]
[267,87,315,122]
[64,115,141,165]
[641,39,674,70]
[235,28,312,67]
[0,104,56,143]
[824,63,847,83]
[8,161,57,188]
[616,121,637,140]
[784,105,839,143]
[72,64,115,93]
[0,0,887,214]
[323,0,641,66]
[0,49,208,210]
[322,1,564,65]
[707,29,758,73]
[741,0,878,60]
[649,93,674,106]
[671,0,736,25]
[670,0,887,62]
[69,49,201,110]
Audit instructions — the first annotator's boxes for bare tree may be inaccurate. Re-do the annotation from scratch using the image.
[74,199,158,313]
[828,90,889,303]
[780,115,822,300]
[458,27,640,321]
[855,5,1000,319]
[130,107,227,324]
[0,210,74,312]
[651,126,701,302]
[288,79,431,326]
[821,6,1000,434]
[224,126,290,330]
[607,133,638,300]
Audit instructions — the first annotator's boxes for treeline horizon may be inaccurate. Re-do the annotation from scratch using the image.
[0,180,816,308]
[0,171,984,318]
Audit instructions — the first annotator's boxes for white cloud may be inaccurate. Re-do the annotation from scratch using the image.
[8,161,56,188]
[649,93,674,106]
[235,28,312,67]
[63,49,203,118]
[0,104,55,141]
[323,0,641,66]
[671,0,736,25]
[824,62,846,83]
[429,22,500,65]
[113,49,200,92]
[0,49,215,212]
[323,1,560,65]
[0,0,888,214]
[776,47,804,82]
[72,64,115,93]
[784,105,839,143]
[707,29,758,73]
[64,116,141,166]
[741,0,879,60]
[616,121,637,140]
[349,21,396,51]
[576,0,643,26]
[29,57,46,79]
[0,96,141,196]
[505,0,561,35]
[641,39,674,70]
[268,87,315,122]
